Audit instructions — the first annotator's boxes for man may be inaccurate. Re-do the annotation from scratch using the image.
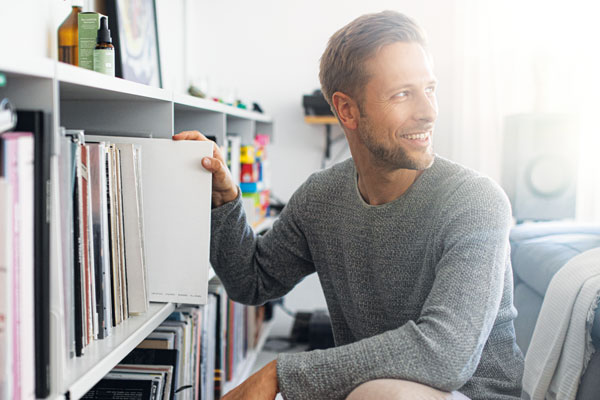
[174,10,524,400]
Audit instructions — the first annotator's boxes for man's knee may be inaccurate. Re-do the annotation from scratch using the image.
[345,379,470,400]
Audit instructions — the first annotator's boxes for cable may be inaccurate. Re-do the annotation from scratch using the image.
[275,302,296,318]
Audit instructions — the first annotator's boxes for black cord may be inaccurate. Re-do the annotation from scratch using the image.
[276,302,296,318]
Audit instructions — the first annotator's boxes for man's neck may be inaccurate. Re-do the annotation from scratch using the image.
[354,157,424,206]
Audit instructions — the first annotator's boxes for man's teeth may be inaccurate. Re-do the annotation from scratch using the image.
[403,132,428,140]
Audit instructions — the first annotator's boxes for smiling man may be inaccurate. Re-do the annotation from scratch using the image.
[174,10,524,400]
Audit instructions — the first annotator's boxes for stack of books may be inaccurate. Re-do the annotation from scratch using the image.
[1,105,56,398]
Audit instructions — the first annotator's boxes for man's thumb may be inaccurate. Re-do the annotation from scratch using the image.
[202,157,217,172]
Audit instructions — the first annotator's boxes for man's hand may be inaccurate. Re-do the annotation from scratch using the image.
[222,360,279,400]
[173,130,238,208]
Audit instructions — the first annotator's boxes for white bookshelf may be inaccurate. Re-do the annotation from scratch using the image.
[56,62,172,102]
[61,302,176,399]
[0,56,275,400]
[222,320,274,395]
[174,93,271,123]
[0,56,55,79]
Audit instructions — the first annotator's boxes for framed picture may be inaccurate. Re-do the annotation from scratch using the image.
[106,0,162,88]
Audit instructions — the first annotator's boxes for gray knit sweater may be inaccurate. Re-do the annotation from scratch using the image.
[210,155,524,400]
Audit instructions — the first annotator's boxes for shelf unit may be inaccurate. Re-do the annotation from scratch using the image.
[61,303,176,399]
[222,320,274,396]
[0,57,275,399]
[304,115,342,168]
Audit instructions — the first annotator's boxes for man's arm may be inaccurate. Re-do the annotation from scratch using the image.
[210,182,316,304]
[275,177,513,400]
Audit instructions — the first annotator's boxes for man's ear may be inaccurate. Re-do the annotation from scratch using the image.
[332,92,360,131]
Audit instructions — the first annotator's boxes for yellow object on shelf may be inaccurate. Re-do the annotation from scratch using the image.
[304,115,338,125]
[240,145,255,164]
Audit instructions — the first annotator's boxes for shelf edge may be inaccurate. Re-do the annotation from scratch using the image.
[65,302,175,399]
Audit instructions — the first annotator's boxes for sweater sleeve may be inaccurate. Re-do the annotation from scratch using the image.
[276,177,513,400]
[210,181,316,305]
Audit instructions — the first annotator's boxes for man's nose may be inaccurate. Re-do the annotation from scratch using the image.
[414,92,438,123]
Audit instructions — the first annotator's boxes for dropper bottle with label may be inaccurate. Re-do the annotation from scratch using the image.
[58,0,83,65]
[93,16,115,77]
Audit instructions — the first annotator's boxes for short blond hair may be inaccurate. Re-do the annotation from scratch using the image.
[319,11,427,113]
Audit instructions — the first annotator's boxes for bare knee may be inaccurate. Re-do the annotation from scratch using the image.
[346,379,469,400]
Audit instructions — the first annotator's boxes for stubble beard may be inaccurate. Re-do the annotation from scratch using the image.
[357,115,435,171]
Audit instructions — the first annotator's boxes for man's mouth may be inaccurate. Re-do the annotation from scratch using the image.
[400,131,431,142]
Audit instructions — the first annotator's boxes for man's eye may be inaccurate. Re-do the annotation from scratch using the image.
[425,86,436,94]
[394,91,408,98]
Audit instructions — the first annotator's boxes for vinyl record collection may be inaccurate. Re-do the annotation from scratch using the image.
[0,100,149,398]
[56,129,149,360]
[83,277,268,400]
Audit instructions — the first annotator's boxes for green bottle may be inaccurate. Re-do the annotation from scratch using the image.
[93,16,115,76]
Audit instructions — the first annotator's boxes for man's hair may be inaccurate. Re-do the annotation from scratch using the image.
[319,11,427,114]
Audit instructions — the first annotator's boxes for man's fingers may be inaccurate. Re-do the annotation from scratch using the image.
[173,130,208,141]
[213,143,225,160]
[172,131,229,163]
[202,156,227,176]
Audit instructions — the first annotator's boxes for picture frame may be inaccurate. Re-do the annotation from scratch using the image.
[106,0,163,88]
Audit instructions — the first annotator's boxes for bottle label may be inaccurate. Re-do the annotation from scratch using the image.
[93,49,115,76]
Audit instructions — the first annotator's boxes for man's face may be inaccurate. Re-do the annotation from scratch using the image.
[355,41,438,170]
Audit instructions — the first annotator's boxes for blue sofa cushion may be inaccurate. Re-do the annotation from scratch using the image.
[510,233,600,297]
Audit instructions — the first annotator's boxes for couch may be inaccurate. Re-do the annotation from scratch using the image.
[510,222,600,398]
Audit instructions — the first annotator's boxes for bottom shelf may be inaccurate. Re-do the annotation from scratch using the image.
[222,320,274,395]
[61,302,175,399]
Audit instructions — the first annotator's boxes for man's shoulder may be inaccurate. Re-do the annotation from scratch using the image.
[296,158,355,199]
[432,156,510,212]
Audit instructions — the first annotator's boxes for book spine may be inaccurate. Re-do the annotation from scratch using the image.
[80,144,93,346]
[72,140,85,357]
[113,147,128,320]
[107,145,122,326]
[17,134,35,400]
[84,144,99,342]
[3,137,20,399]
[0,177,11,400]
[88,143,109,340]
[100,145,113,335]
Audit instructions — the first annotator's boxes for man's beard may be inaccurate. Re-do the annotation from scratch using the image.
[357,115,434,171]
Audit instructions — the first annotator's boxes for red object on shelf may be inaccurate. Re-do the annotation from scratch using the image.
[240,163,259,183]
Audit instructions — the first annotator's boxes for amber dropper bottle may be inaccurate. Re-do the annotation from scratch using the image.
[93,17,115,76]
[58,0,83,65]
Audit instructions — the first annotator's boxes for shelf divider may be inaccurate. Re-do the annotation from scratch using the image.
[222,320,274,395]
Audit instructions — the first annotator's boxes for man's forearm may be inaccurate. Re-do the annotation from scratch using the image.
[210,187,316,305]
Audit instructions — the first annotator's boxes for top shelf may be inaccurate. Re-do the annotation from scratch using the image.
[0,56,55,79]
[57,62,172,103]
[174,94,271,122]
[0,57,272,123]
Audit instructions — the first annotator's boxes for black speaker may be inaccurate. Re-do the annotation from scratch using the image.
[501,113,579,222]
